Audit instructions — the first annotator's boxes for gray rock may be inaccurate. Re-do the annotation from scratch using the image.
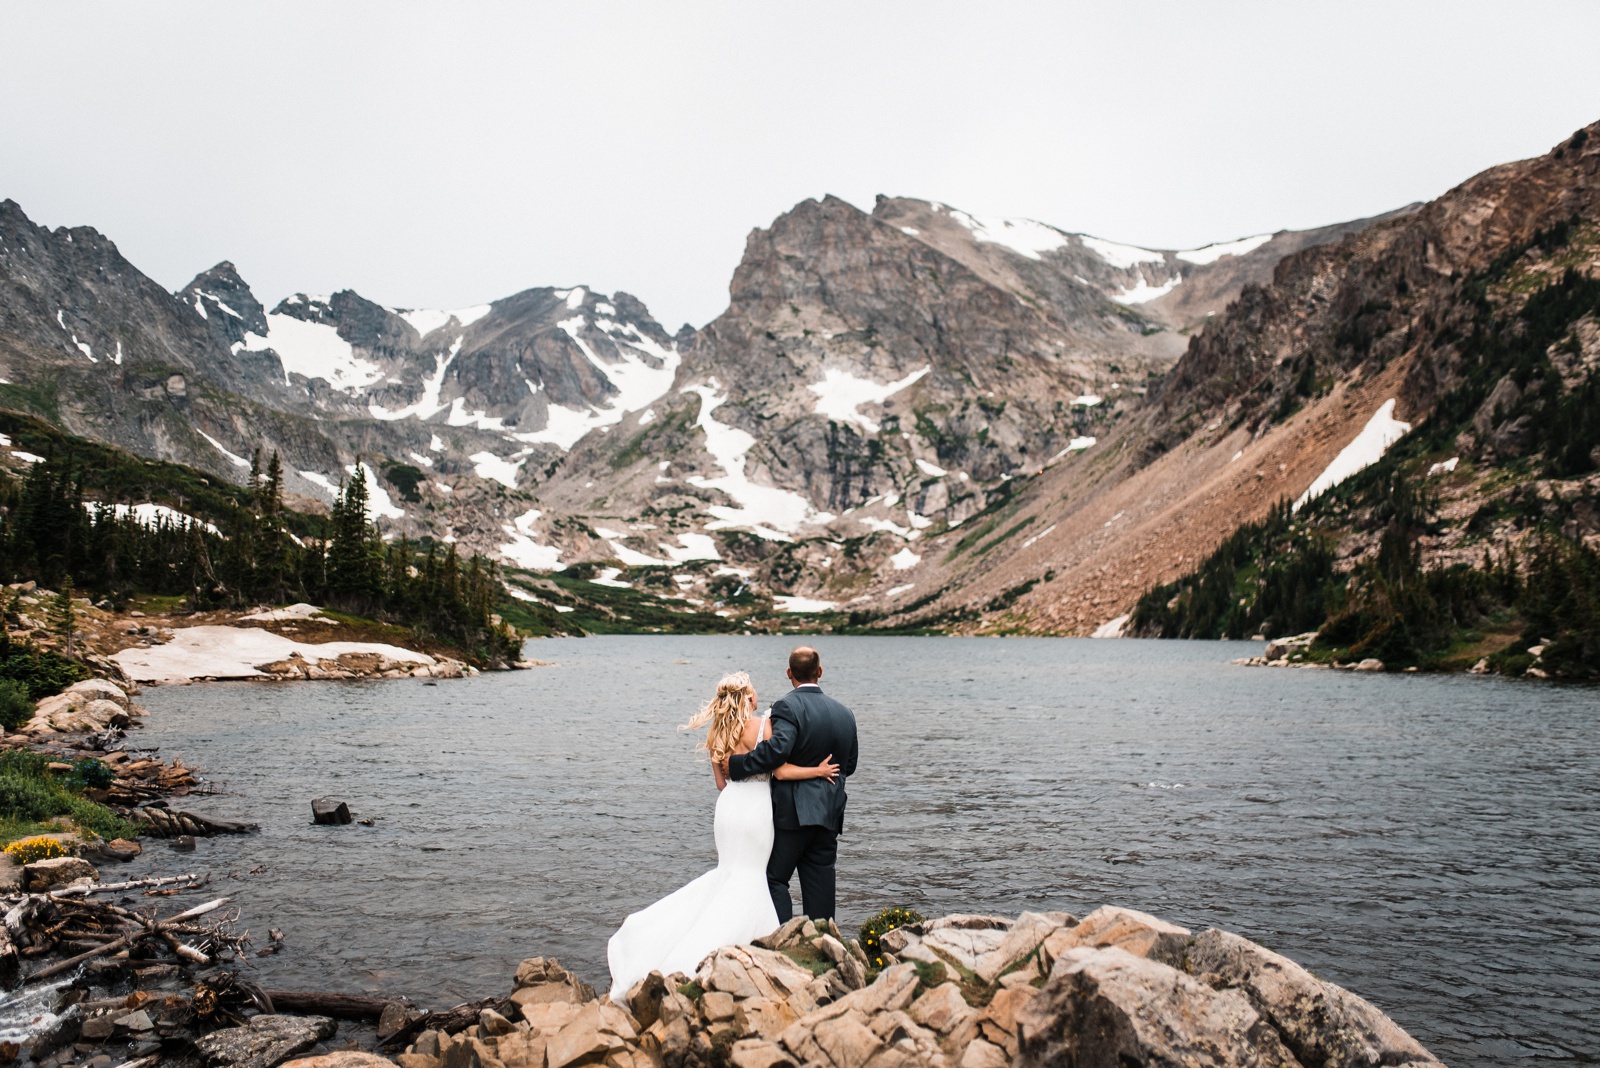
[311,798,352,825]
[1186,928,1443,1068]
[194,1014,337,1068]
[1018,946,1301,1068]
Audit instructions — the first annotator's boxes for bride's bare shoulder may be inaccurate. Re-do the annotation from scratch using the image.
[735,714,767,752]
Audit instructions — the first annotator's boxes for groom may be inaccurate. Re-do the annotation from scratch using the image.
[727,645,858,922]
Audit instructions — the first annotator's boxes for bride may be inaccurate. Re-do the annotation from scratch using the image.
[607,672,839,1002]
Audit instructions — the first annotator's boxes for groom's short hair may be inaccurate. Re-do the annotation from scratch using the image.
[789,646,821,682]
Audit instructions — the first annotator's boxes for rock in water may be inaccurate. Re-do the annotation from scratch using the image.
[312,798,352,825]
[1017,946,1301,1068]
[194,1015,337,1068]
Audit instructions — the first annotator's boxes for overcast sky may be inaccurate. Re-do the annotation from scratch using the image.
[4,2,1598,330]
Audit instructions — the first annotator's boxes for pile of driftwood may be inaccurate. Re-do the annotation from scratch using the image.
[1,875,244,988]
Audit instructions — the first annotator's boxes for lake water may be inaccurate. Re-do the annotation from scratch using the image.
[120,636,1597,1067]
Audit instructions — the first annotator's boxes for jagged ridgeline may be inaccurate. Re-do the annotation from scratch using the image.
[0,412,521,665]
[1132,236,1600,676]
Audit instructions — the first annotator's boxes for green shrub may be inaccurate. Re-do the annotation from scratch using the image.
[0,771,65,822]
[0,679,32,731]
[0,751,135,842]
[857,906,925,970]
[69,758,115,791]
[0,650,87,700]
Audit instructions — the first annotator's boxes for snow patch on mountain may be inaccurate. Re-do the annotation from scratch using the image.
[197,430,250,469]
[497,508,563,571]
[396,305,492,338]
[470,451,526,489]
[1294,399,1411,511]
[774,595,837,613]
[1177,233,1274,265]
[941,206,1068,260]
[349,462,406,520]
[369,337,463,421]
[684,382,834,540]
[1080,236,1166,269]
[808,365,930,433]
[511,314,681,450]
[1111,271,1182,305]
[85,502,220,535]
[299,471,339,498]
[663,533,720,562]
[241,311,384,389]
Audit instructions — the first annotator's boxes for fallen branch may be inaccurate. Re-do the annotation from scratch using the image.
[50,874,206,898]
[261,990,402,1020]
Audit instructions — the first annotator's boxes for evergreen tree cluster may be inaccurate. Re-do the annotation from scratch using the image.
[0,447,520,666]
[1131,245,1600,675]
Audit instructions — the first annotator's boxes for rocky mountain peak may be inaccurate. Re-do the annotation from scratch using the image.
[178,261,268,345]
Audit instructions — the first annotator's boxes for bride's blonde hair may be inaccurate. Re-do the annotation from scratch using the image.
[682,671,755,765]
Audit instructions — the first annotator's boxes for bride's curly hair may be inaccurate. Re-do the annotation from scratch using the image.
[681,671,755,766]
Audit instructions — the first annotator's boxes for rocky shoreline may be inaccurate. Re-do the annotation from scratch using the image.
[0,896,1446,1068]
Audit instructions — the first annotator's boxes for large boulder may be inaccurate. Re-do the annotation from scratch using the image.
[908,983,975,1035]
[22,856,98,892]
[920,915,1013,971]
[1016,946,1302,1068]
[195,1014,338,1068]
[975,911,1072,982]
[511,957,596,1013]
[1186,928,1444,1068]
[1040,905,1191,969]
[697,944,818,1002]
[64,678,130,708]
[544,1000,636,1068]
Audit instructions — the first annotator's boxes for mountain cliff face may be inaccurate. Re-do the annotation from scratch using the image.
[861,121,1600,655]
[0,177,1451,627]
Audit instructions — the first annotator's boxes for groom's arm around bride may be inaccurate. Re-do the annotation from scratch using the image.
[727,646,858,923]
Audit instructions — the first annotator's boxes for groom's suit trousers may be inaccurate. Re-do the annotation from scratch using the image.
[766,824,838,922]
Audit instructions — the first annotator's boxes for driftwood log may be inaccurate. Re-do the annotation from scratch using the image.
[261,990,405,1020]
[383,997,517,1049]
[49,873,207,898]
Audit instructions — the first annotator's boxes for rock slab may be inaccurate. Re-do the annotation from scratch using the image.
[195,1014,338,1068]
[1018,946,1301,1068]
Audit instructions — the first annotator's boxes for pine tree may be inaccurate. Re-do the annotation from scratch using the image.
[50,577,77,656]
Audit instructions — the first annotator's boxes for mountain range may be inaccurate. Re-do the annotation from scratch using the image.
[1,120,1595,644]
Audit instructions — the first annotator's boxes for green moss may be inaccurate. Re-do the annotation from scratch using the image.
[779,941,836,977]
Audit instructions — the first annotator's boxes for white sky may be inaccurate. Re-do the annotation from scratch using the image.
[3,1,1598,331]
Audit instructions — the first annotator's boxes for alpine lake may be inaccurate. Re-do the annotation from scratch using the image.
[105,635,1599,1068]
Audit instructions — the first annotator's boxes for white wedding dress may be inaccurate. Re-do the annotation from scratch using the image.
[607,718,781,1002]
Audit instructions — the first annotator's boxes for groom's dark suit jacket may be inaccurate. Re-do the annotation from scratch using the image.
[728,684,858,834]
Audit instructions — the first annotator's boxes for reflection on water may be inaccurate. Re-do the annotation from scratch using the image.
[122,636,1599,1067]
